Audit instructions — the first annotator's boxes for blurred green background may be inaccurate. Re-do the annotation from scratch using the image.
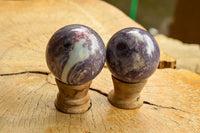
[103,0,177,35]
[103,0,200,75]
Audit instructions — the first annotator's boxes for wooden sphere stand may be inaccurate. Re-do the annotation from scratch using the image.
[55,78,92,114]
[108,76,147,109]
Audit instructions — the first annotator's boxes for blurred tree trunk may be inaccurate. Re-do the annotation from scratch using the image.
[170,0,200,44]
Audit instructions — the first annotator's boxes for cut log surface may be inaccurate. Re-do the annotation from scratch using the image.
[0,0,199,132]
[1,68,200,132]
[0,0,174,75]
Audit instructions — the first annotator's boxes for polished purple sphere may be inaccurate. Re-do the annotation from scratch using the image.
[46,24,106,85]
[106,28,160,83]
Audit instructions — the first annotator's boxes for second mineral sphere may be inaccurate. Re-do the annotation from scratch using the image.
[46,24,106,85]
[106,27,160,83]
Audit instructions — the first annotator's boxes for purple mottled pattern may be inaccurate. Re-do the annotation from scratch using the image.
[46,24,106,85]
[106,28,160,83]
[67,54,103,85]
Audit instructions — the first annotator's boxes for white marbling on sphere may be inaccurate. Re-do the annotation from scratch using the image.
[128,29,155,57]
[106,27,160,83]
[61,36,99,82]
[46,24,106,85]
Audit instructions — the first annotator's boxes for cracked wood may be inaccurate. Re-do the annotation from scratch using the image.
[0,0,199,132]
[0,0,175,76]
[0,69,200,132]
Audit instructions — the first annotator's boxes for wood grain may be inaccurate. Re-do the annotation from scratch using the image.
[158,51,176,69]
[1,0,198,132]
[156,35,177,69]
[0,0,174,75]
[1,68,200,132]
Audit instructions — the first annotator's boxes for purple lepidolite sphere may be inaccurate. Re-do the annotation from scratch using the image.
[106,27,160,83]
[46,24,106,85]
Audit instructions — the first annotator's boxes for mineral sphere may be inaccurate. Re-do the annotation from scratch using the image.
[46,24,106,85]
[106,27,160,83]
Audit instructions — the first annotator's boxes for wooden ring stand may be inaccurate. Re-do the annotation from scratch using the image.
[55,78,92,114]
[108,76,147,109]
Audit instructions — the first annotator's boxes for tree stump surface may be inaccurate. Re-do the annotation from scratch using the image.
[0,0,175,74]
[1,0,199,132]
